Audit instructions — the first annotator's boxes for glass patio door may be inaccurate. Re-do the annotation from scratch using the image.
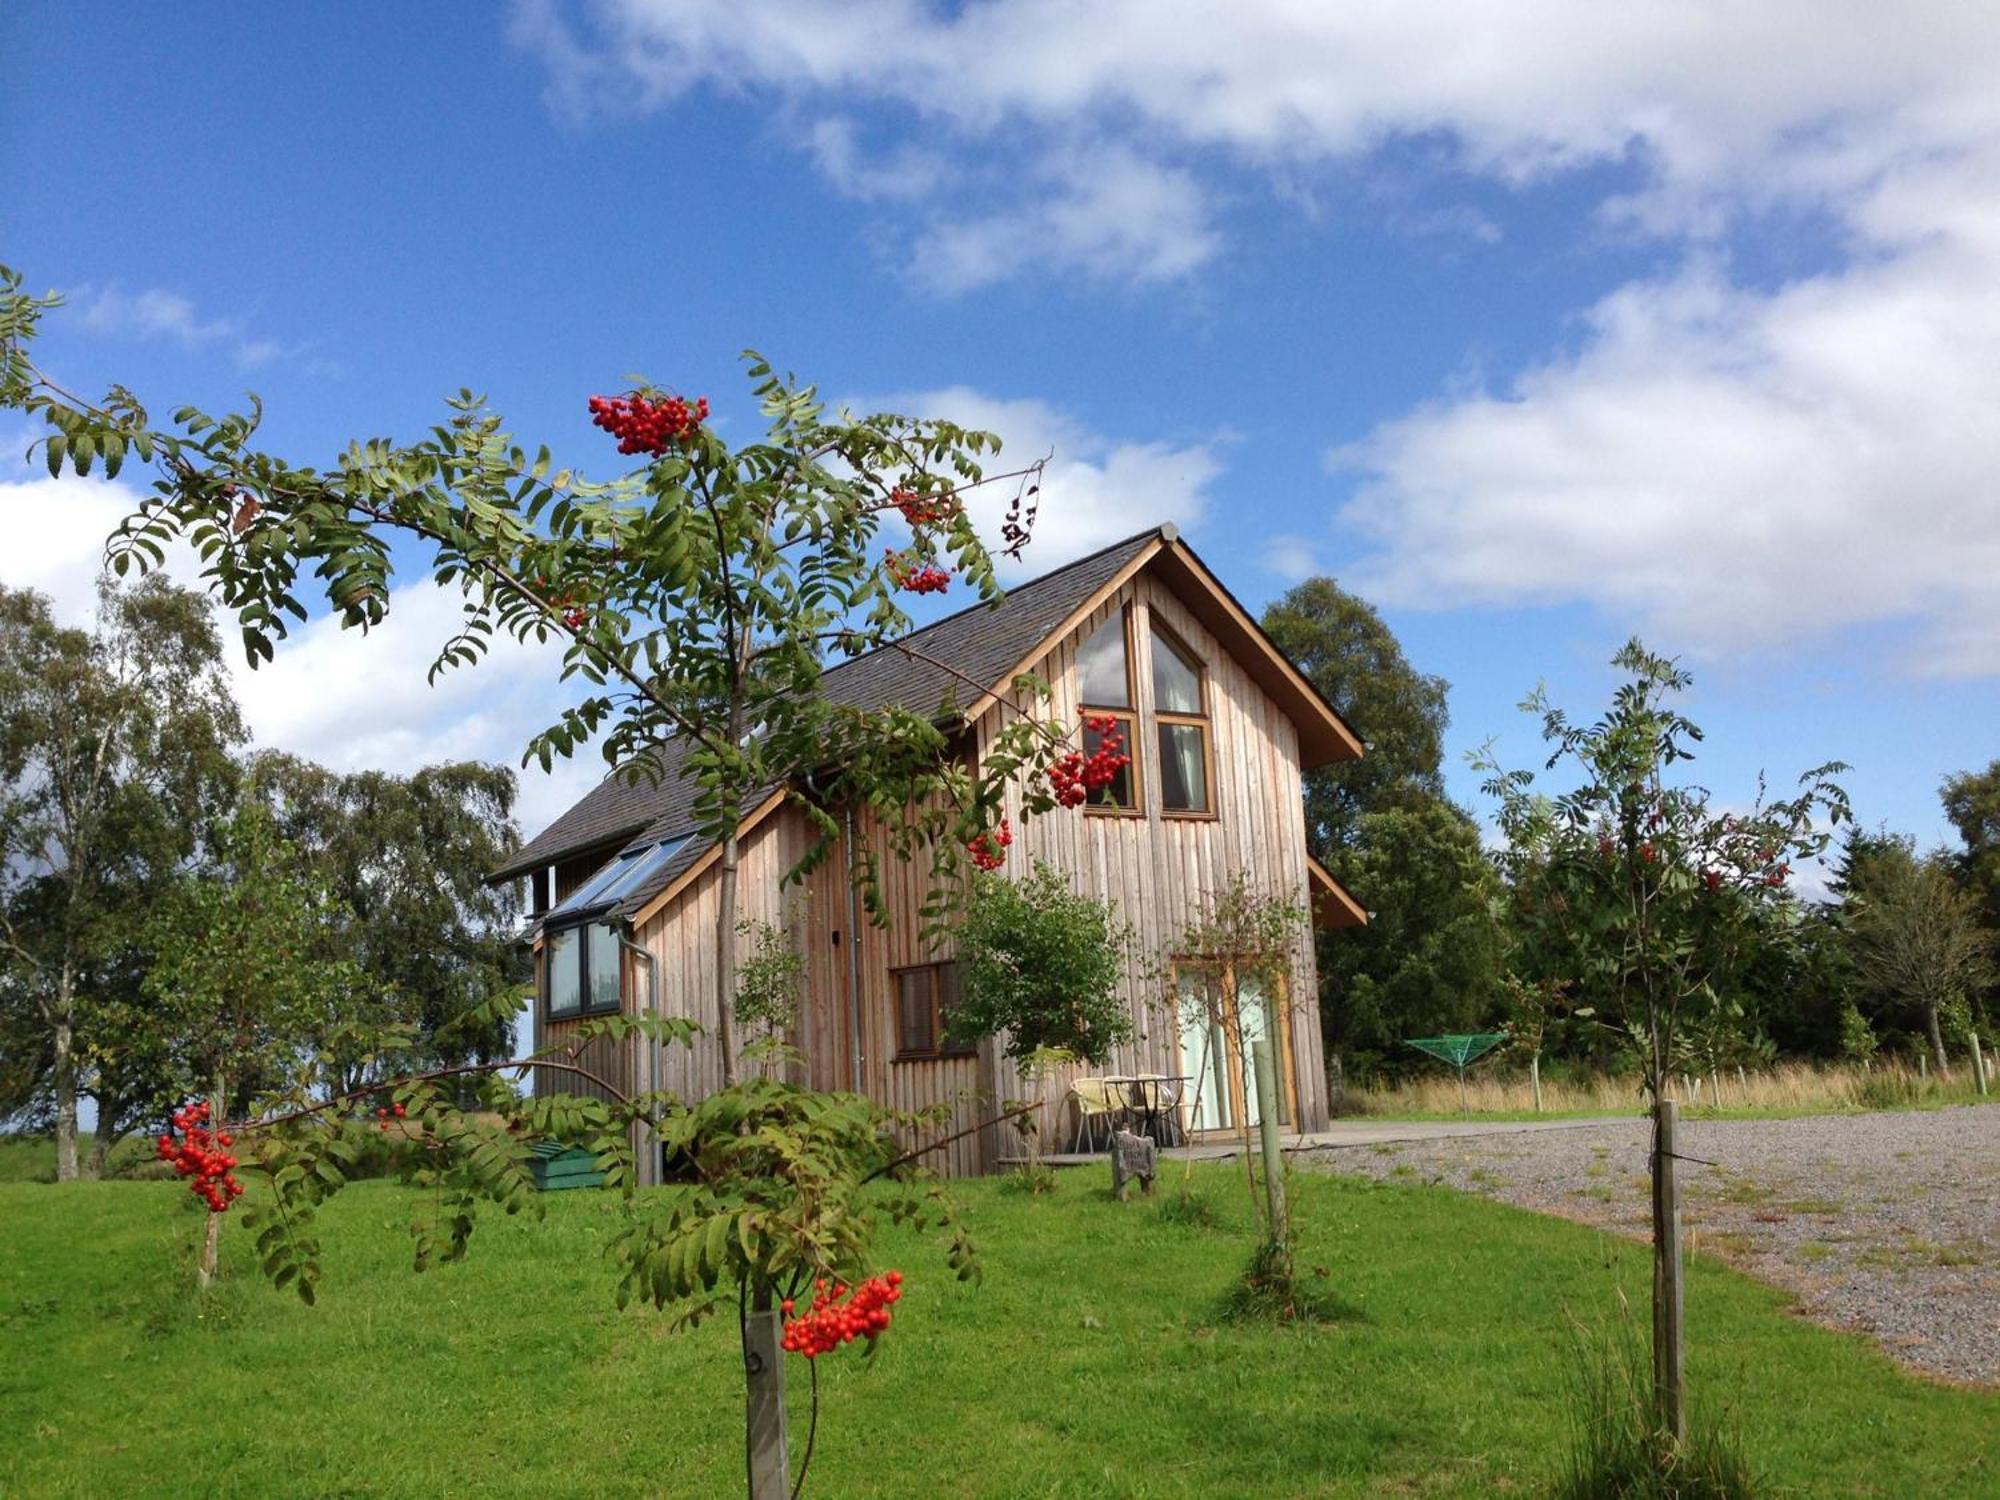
[1232,976,1296,1128]
[1176,964,1292,1133]
[1176,969,1232,1132]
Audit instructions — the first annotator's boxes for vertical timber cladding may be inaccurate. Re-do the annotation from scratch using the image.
[630,807,806,1134]
[973,572,1327,1155]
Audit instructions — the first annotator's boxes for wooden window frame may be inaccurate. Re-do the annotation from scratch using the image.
[541,919,624,1023]
[1080,606,1144,817]
[1151,619,1216,820]
[891,960,975,1061]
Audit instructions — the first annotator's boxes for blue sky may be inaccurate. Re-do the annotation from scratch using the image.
[4,2,1996,858]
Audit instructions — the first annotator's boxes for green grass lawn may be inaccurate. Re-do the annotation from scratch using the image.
[0,1158,1991,1498]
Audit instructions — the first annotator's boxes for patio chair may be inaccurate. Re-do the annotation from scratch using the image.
[1068,1077,1128,1153]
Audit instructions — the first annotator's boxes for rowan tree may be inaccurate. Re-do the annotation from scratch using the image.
[3,262,1096,1498]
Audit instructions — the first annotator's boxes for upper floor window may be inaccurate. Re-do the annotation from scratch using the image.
[1151,623,1211,815]
[1075,613,1139,812]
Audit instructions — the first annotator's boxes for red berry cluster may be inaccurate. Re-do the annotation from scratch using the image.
[967,818,1013,872]
[1046,714,1131,808]
[530,573,589,631]
[587,392,709,456]
[885,549,951,595]
[155,1101,243,1214]
[780,1271,903,1358]
[374,1102,407,1132]
[892,487,953,527]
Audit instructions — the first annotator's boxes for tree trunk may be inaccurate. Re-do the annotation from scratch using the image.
[716,828,740,1088]
[197,1068,225,1288]
[87,1128,115,1180]
[1925,1001,1950,1077]
[1650,1098,1686,1446]
[52,966,79,1183]
[742,1280,789,1500]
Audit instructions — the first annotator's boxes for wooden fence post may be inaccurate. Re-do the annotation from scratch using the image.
[742,1285,789,1500]
[1530,1053,1544,1114]
[1251,1039,1287,1244]
[1973,1034,1989,1097]
[1651,1098,1686,1446]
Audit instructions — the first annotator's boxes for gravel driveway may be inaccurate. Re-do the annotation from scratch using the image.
[1300,1105,1999,1386]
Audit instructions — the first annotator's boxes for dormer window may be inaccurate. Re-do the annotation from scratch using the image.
[1151,623,1212,815]
[1075,612,1139,812]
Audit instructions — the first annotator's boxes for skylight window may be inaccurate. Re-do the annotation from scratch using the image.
[548,837,688,921]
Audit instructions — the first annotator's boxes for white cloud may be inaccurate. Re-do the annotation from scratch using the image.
[224,579,601,832]
[807,117,943,203]
[512,1,2000,253]
[907,144,1220,293]
[852,387,1222,573]
[0,475,599,834]
[78,287,235,346]
[1260,535,1320,583]
[1334,150,2000,674]
[503,2,2000,665]
[69,284,312,374]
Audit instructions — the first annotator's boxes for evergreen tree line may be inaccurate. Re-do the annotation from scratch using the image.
[0,575,527,1179]
[1261,580,1999,1087]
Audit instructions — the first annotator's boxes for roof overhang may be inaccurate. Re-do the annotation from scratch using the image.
[490,826,645,886]
[1308,858,1368,931]
[1147,533,1364,769]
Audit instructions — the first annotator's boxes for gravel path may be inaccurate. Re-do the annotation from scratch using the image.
[1299,1105,2000,1386]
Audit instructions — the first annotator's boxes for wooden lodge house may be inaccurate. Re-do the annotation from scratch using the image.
[492,524,1367,1181]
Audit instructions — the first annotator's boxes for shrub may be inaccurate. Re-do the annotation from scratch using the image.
[949,861,1133,1063]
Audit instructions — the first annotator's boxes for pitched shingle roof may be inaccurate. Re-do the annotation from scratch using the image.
[493,528,1165,907]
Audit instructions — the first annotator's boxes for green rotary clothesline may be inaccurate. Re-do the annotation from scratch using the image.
[1405,1032,1509,1112]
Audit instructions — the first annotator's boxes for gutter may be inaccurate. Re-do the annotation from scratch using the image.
[844,801,864,1093]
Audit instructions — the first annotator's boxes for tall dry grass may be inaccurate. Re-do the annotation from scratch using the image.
[1345,1055,1990,1119]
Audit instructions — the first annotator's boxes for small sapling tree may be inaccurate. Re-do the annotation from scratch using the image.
[1160,875,1310,1217]
[1476,639,1847,1454]
[733,910,808,1070]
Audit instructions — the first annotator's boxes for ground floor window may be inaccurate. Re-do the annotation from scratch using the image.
[893,960,972,1060]
[1173,960,1292,1131]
